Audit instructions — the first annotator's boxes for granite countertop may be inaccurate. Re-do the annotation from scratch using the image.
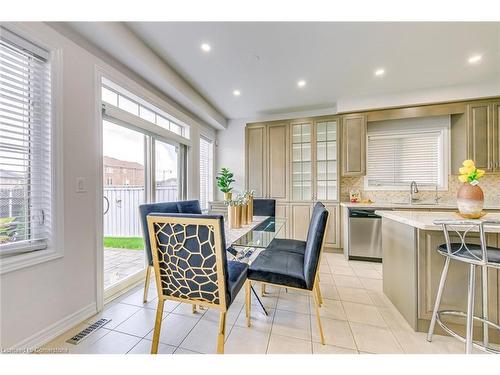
[340,200,500,210]
[374,210,500,232]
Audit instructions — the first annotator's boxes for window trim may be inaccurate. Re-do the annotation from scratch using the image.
[364,126,450,192]
[0,26,64,275]
[199,135,215,210]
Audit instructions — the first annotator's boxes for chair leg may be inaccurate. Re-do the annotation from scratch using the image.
[143,265,152,303]
[481,265,489,348]
[315,275,323,306]
[192,304,197,313]
[427,257,450,342]
[261,283,266,296]
[216,311,227,354]
[465,264,476,354]
[151,299,165,354]
[312,285,325,345]
[246,280,251,327]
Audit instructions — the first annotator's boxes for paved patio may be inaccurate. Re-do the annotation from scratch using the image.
[104,248,146,289]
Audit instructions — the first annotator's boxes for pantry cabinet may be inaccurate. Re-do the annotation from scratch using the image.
[245,116,341,248]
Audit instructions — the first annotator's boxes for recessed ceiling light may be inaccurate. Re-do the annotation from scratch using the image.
[297,80,306,88]
[468,54,482,64]
[374,68,385,76]
[200,43,211,52]
[233,90,241,97]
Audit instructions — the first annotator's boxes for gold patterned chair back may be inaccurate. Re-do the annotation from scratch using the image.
[147,214,228,309]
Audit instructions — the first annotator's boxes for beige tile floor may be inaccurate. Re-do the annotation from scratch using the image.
[43,253,494,354]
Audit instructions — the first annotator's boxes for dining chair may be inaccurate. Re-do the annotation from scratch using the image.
[245,202,329,344]
[139,200,202,304]
[146,213,249,354]
[260,203,325,305]
[253,198,276,217]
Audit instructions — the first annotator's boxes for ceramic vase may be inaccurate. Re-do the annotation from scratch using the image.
[457,183,484,218]
[228,205,241,229]
[247,196,254,223]
[224,192,232,202]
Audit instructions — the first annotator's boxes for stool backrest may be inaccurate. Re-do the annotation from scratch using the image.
[434,219,500,264]
[146,213,229,310]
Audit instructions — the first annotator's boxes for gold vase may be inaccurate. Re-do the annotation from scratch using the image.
[247,196,253,223]
[241,204,248,226]
[228,205,241,229]
[224,192,232,201]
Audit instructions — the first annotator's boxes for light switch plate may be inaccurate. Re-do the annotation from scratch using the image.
[76,177,87,193]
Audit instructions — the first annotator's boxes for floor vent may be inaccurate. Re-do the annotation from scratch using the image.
[66,318,111,345]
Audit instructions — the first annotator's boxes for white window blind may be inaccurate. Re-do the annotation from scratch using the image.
[199,137,213,210]
[0,30,52,257]
[366,131,443,189]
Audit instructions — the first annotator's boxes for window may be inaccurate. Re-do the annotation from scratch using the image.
[101,80,190,139]
[0,29,52,258]
[365,117,450,190]
[199,137,214,210]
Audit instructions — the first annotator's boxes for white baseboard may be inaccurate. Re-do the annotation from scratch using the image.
[11,302,97,351]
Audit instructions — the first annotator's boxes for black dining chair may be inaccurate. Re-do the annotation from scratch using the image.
[245,202,329,344]
[146,213,249,354]
[253,198,276,217]
[139,200,202,304]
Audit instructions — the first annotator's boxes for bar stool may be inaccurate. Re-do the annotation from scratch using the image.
[427,219,500,354]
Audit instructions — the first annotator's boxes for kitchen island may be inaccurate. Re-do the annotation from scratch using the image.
[376,210,500,343]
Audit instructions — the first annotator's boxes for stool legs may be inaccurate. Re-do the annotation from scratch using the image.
[427,257,450,342]
[481,265,489,348]
[465,264,476,354]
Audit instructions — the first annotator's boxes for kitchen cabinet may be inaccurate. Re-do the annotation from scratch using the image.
[466,100,500,172]
[341,114,367,176]
[267,123,289,201]
[245,116,341,248]
[245,125,266,197]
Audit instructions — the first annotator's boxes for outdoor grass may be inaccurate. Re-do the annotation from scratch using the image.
[104,236,144,250]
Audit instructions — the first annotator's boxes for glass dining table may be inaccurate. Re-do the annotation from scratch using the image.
[223,215,287,315]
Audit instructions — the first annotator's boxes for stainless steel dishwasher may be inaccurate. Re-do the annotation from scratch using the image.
[348,209,382,261]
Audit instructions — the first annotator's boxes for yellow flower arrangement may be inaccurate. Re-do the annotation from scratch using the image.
[458,159,485,184]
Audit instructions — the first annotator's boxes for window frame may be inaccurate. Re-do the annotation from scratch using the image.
[0,26,64,275]
[199,135,215,210]
[364,125,450,192]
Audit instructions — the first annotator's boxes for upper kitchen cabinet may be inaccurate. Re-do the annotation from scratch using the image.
[466,100,500,172]
[315,119,339,201]
[291,121,313,201]
[245,124,267,197]
[267,123,289,201]
[341,114,367,176]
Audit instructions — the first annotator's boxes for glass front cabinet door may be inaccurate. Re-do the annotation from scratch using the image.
[315,120,338,201]
[291,122,312,201]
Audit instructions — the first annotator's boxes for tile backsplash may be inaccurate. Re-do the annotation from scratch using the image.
[340,174,500,203]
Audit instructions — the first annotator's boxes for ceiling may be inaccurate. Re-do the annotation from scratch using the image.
[126,22,500,119]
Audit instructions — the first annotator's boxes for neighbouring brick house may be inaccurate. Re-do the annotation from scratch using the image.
[103,156,145,186]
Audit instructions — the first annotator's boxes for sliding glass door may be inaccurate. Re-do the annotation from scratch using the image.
[102,121,184,292]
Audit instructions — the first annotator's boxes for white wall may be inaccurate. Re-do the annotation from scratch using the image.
[0,22,215,349]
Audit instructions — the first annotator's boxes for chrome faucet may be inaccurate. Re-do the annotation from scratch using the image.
[410,181,419,204]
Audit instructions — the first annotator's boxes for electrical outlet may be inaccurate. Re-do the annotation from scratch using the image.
[76,177,87,193]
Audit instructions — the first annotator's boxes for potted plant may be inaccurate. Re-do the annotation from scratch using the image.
[225,199,242,229]
[216,167,235,201]
[457,159,486,218]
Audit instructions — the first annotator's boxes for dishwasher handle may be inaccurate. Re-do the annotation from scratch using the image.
[349,209,381,218]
